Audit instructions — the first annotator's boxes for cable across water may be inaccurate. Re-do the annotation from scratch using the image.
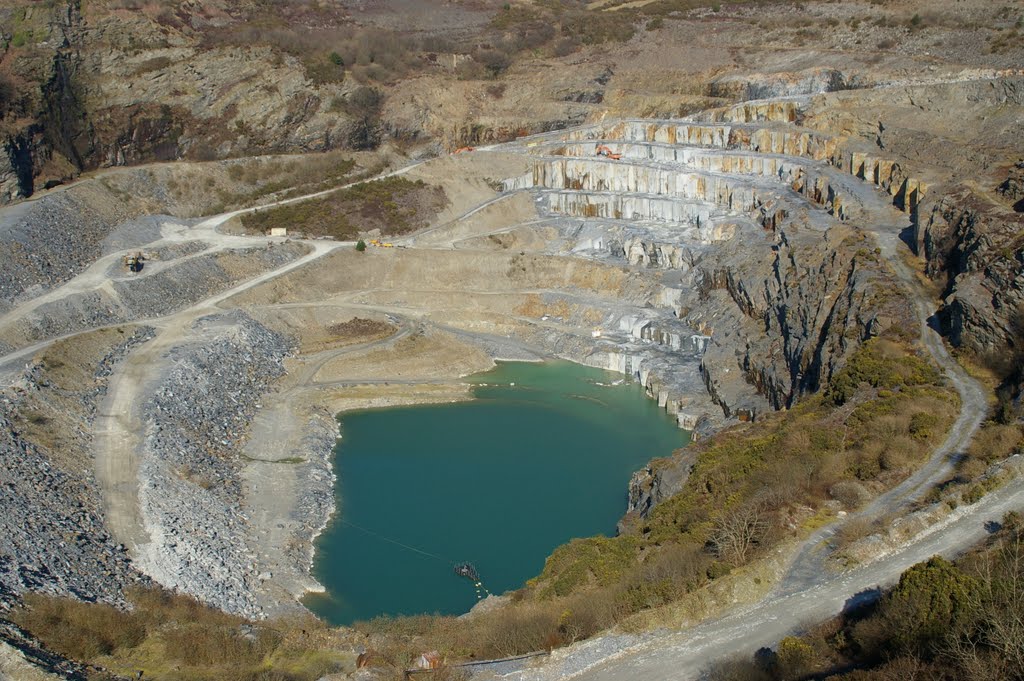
[339,518,452,563]
[339,518,491,599]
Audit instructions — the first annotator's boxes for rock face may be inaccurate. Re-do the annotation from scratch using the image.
[707,68,859,101]
[517,118,908,423]
[619,448,698,532]
[998,161,1024,211]
[692,224,891,415]
[0,1,356,204]
[916,188,1024,354]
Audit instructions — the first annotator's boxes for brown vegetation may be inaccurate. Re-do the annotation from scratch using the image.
[9,585,352,681]
[241,177,447,239]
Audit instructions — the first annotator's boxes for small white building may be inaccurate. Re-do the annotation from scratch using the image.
[269,227,287,237]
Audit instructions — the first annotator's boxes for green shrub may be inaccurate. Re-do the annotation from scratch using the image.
[870,556,979,656]
[536,536,639,597]
[828,339,940,405]
[11,30,33,47]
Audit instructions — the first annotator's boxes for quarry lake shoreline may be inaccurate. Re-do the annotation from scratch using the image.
[304,361,690,624]
[251,353,695,619]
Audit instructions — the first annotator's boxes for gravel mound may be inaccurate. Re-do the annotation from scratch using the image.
[0,191,134,310]
[5,243,306,350]
[113,243,305,317]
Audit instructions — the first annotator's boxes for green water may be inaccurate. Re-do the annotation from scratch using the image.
[304,361,688,625]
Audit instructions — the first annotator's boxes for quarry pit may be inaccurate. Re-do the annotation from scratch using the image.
[1,63,1022,679]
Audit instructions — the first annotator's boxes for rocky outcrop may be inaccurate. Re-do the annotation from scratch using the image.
[0,134,38,204]
[997,160,1024,212]
[0,1,359,205]
[621,449,698,528]
[707,68,860,101]
[691,226,897,416]
[915,187,1024,353]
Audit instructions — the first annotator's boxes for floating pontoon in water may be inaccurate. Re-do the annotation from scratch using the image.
[454,562,480,581]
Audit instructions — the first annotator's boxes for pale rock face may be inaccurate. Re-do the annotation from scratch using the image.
[706,68,856,101]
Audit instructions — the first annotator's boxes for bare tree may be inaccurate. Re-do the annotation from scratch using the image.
[710,501,770,565]
[942,535,1024,679]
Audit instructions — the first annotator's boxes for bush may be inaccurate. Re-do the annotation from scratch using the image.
[775,636,819,680]
[475,49,511,78]
[11,585,344,680]
[356,239,367,252]
[536,536,639,597]
[828,339,940,405]
[162,622,279,666]
[872,556,979,656]
[11,594,145,660]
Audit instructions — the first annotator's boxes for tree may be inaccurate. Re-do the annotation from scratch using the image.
[328,51,344,67]
[709,501,770,565]
[943,536,1024,677]
[346,86,383,150]
[355,239,367,252]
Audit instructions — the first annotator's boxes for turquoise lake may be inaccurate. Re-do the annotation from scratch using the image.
[304,361,689,625]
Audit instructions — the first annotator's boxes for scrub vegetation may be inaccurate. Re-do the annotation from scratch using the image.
[207,153,360,211]
[9,585,351,681]
[708,514,1024,680]
[241,177,448,239]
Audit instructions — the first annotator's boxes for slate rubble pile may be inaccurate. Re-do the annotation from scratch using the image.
[0,327,155,607]
[9,243,305,349]
[0,193,134,314]
[137,311,295,618]
[281,410,337,584]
